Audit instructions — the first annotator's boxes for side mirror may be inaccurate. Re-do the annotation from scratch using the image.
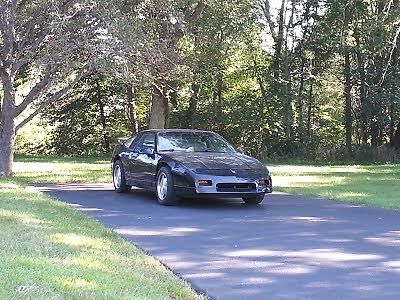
[140,148,155,156]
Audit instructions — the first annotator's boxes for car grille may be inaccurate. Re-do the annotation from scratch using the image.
[216,183,257,192]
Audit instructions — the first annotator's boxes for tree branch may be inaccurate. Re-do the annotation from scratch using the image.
[14,69,52,117]
[184,1,207,24]
[15,71,87,132]
[261,0,277,43]
[0,2,17,66]
[378,22,400,86]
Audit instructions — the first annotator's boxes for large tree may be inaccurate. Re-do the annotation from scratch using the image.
[0,0,99,176]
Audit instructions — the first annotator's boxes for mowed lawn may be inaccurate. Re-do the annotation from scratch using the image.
[0,155,204,300]
[4,155,110,186]
[270,164,400,210]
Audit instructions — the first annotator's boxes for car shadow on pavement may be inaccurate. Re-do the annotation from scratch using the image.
[120,185,267,210]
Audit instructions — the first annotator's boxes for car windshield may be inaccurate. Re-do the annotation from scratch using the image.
[157,132,236,153]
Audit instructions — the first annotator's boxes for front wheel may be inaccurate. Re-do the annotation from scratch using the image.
[242,194,265,205]
[156,167,179,206]
[113,160,131,193]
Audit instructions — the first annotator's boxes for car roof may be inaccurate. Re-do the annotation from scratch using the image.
[141,129,216,134]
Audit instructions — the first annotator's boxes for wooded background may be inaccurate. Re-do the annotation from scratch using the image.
[1,0,400,175]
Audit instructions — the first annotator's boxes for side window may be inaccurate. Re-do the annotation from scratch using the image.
[124,135,137,149]
[134,133,155,153]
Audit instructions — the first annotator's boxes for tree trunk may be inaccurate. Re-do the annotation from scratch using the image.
[344,49,353,156]
[284,0,294,139]
[393,123,400,150]
[342,2,353,157]
[164,90,170,129]
[307,82,313,139]
[390,31,399,146]
[216,71,223,122]
[95,78,110,152]
[389,98,395,146]
[354,26,368,144]
[187,82,199,129]
[298,46,305,137]
[149,77,167,129]
[273,0,286,81]
[126,83,139,134]
[0,70,16,176]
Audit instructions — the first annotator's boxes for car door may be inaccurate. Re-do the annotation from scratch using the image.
[129,132,157,188]
[118,134,141,184]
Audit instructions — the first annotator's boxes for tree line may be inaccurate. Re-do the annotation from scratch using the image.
[1,0,400,176]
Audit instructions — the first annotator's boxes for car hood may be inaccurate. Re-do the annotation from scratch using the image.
[163,152,268,172]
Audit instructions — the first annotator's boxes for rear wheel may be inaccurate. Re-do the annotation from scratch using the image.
[242,194,265,205]
[156,167,179,206]
[113,160,131,193]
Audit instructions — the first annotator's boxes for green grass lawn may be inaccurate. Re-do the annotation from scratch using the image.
[270,164,400,210]
[0,156,204,300]
[8,154,110,185]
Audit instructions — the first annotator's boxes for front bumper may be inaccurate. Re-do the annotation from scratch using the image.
[172,172,273,198]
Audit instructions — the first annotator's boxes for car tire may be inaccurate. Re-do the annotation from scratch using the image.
[113,160,131,193]
[156,166,179,206]
[242,194,265,205]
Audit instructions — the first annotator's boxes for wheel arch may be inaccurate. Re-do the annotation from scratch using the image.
[156,161,173,175]
[156,161,196,188]
[113,155,121,164]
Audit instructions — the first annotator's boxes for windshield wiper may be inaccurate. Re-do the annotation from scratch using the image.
[159,149,176,152]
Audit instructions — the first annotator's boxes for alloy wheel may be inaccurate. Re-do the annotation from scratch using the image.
[157,172,168,200]
[114,165,122,189]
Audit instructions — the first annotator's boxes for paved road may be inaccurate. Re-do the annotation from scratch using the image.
[39,184,400,300]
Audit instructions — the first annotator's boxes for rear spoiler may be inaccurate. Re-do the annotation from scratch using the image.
[117,137,129,144]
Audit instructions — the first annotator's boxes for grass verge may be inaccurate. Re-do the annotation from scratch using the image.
[0,156,204,299]
[270,164,400,210]
[7,154,110,185]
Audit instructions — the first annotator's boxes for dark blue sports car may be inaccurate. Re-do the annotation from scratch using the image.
[111,129,272,205]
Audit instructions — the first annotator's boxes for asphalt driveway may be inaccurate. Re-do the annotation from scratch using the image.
[39,184,400,300]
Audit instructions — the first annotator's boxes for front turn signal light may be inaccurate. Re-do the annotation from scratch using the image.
[259,179,269,186]
[198,180,212,186]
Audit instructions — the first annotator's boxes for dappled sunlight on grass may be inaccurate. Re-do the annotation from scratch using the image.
[14,154,109,164]
[0,208,50,226]
[3,157,110,185]
[270,165,372,175]
[273,175,347,187]
[58,255,109,272]
[55,276,98,290]
[51,233,112,251]
[338,192,368,198]
[270,164,400,210]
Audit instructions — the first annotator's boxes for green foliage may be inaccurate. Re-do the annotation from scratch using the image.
[14,121,50,155]
[38,74,146,156]
[13,0,400,163]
